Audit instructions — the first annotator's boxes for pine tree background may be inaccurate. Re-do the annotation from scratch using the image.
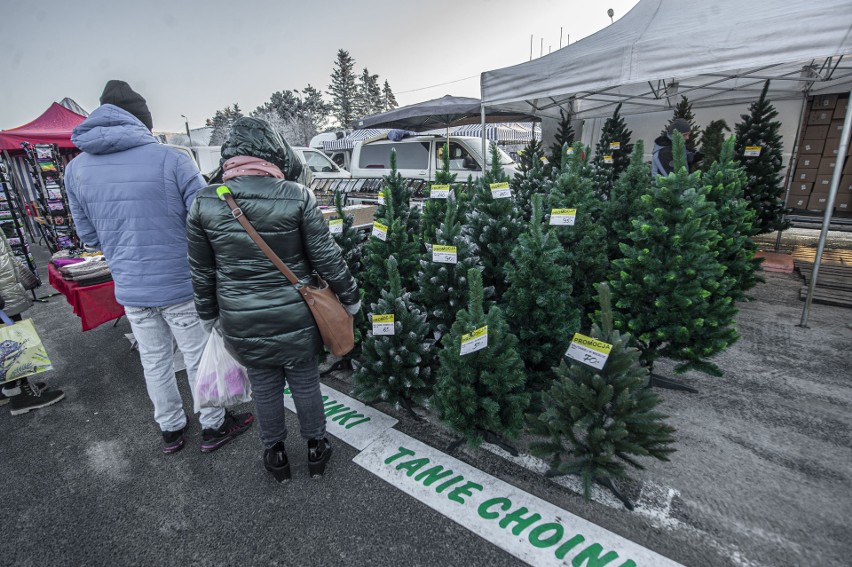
[420,144,457,245]
[433,268,530,448]
[327,49,359,127]
[591,103,634,198]
[734,80,789,234]
[604,141,651,266]
[699,119,731,172]
[666,96,702,151]
[505,194,580,391]
[353,256,434,410]
[528,284,676,501]
[511,138,549,224]
[548,108,576,170]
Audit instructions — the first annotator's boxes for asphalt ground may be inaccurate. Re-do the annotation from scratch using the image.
[1,236,850,567]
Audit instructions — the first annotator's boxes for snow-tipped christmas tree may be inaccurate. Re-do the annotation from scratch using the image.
[462,143,523,299]
[704,136,763,302]
[699,119,730,172]
[353,256,434,412]
[610,131,738,377]
[546,142,610,327]
[604,141,651,264]
[734,80,789,234]
[415,196,487,339]
[420,143,458,245]
[548,108,575,170]
[666,96,701,151]
[331,190,365,278]
[528,283,676,504]
[511,138,549,224]
[505,194,580,391]
[433,267,529,448]
[591,103,633,198]
[374,150,421,239]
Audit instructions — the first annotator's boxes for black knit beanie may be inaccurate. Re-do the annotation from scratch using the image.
[99,80,153,130]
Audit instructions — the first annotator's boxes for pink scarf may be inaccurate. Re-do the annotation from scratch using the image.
[222,156,285,181]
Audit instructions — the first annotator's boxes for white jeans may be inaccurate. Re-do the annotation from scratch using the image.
[124,299,225,432]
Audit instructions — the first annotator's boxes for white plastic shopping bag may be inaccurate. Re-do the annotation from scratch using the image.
[192,329,252,412]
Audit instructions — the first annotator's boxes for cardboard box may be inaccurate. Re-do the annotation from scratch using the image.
[818,156,839,175]
[826,121,844,139]
[800,139,825,155]
[813,94,839,110]
[840,174,852,192]
[814,174,834,189]
[798,155,820,169]
[786,193,808,209]
[803,124,830,140]
[794,169,817,183]
[807,192,830,211]
[791,182,813,194]
[321,204,378,228]
[835,98,848,120]
[808,110,834,125]
[835,193,852,212]
[823,137,841,157]
[844,159,852,176]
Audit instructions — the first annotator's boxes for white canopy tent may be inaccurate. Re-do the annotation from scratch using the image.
[480,0,852,325]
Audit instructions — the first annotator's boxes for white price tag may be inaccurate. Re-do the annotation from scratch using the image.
[372,221,388,241]
[603,155,614,164]
[430,184,450,199]
[540,156,549,165]
[744,146,762,157]
[565,333,613,370]
[372,314,395,336]
[566,147,574,155]
[460,326,488,356]
[609,141,621,150]
[489,182,511,199]
[549,208,577,226]
[377,191,386,205]
[329,219,343,234]
[432,245,457,264]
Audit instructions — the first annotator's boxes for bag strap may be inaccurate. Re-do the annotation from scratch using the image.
[0,309,15,327]
[215,185,300,287]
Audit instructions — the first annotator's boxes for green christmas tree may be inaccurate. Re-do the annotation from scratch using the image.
[462,143,523,299]
[331,190,364,278]
[699,119,730,172]
[604,141,651,265]
[591,103,633,198]
[415,196,487,339]
[610,131,738,377]
[420,143,457,244]
[548,108,575,169]
[666,96,701,151]
[546,142,609,327]
[510,138,549,224]
[433,267,530,448]
[704,136,763,302]
[527,283,676,504]
[505,194,580,391]
[353,256,434,413]
[734,80,789,234]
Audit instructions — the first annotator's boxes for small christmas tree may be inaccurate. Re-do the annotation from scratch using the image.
[505,194,580,391]
[666,96,701,151]
[699,119,731,172]
[510,138,549,224]
[374,150,421,239]
[433,267,530,448]
[734,80,789,234]
[610,131,738,377]
[331,190,365,278]
[420,143,458,245]
[704,136,763,302]
[548,108,576,169]
[462,143,523,299]
[415,196,487,339]
[353,256,434,413]
[591,103,633,198]
[604,141,651,264]
[528,283,676,506]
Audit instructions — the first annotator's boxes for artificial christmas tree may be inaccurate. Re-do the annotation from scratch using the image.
[665,96,701,151]
[610,132,738,386]
[528,283,676,509]
[548,108,575,170]
[699,119,730,172]
[734,80,789,234]
[505,194,580,392]
[591,103,633,198]
[604,141,651,265]
[353,256,434,416]
[420,143,457,245]
[374,151,421,239]
[511,138,549,224]
[433,267,529,451]
[330,190,364,278]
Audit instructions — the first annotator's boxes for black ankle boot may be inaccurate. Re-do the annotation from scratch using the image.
[308,437,332,478]
[263,441,290,483]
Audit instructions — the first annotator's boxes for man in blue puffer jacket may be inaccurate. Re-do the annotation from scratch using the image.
[65,80,253,454]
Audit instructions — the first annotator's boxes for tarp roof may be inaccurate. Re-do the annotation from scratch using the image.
[0,102,87,151]
[481,0,852,119]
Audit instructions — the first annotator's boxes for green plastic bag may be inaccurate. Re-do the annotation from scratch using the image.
[0,311,53,383]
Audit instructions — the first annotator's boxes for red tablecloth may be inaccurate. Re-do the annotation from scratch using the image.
[48,263,125,331]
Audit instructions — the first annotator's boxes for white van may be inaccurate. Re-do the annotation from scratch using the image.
[349,135,517,181]
[292,146,351,185]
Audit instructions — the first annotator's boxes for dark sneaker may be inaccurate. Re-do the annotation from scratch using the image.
[263,441,291,483]
[200,411,254,453]
[1,381,46,406]
[162,416,191,454]
[308,437,333,478]
[9,382,64,416]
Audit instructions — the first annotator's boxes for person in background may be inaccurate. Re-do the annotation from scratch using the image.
[0,232,64,414]
[65,80,253,454]
[651,117,703,177]
[186,117,360,482]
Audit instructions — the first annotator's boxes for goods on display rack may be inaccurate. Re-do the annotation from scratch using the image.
[20,142,77,252]
[0,160,40,282]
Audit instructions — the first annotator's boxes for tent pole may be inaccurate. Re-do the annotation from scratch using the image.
[799,88,852,328]
[481,106,487,170]
[776,93,810,252]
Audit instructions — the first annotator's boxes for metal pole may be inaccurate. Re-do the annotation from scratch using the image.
[540,38,544,58]
[530,35,533,61]
[799,87,852,327]
[560,27,563,49]
[776,93,809,252]
[481,105,487,171]
[181,114,194,147]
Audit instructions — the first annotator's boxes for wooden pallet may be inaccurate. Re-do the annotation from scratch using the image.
[799,286,852,308]
[793,246,852,307]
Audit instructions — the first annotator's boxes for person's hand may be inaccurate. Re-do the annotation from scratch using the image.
[343,301,361,316]
[200,317,219,335]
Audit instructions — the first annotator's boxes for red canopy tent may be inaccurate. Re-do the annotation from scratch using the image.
[0,102,86,151]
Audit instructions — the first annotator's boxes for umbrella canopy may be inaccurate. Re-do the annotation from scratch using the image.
[353,95,538,131]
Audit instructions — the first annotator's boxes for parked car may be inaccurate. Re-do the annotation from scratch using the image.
[292,146,351,185]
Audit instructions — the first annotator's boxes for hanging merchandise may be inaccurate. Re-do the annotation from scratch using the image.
[0,161,40,285]
[19,142,78,252]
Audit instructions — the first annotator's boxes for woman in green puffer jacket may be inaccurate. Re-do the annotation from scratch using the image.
[187,117,360,482]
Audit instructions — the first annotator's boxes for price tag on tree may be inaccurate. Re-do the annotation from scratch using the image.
[432,244,458,264]
[489,182,511,199]
[549,208,577,226]
[329,219,343,234]
[744,146,762,157]
[603,155,614,164]
[372,314,395,336]
[565,333,613,370]
[609,141,621,150]
[566,147,574,155]
[377,191,386,205]
[430,184,450,199]
[540,156,549,165]
[372,221,388,241]
[460,326,488,356]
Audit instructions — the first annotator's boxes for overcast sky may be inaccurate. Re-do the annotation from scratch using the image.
[1,0,640,133]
